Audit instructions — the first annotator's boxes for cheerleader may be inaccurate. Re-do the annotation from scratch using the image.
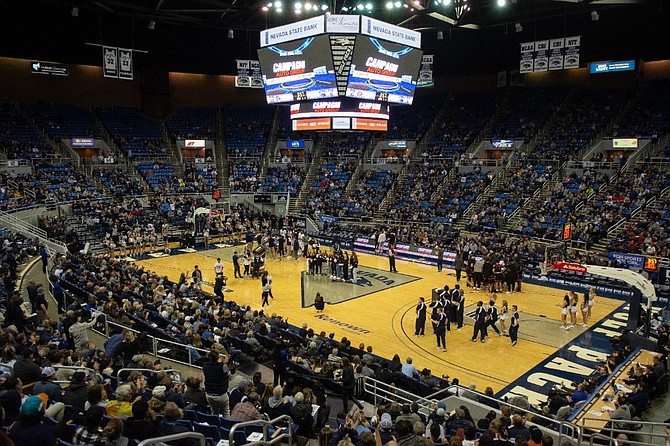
[499,299,509,336]
[569,291,578,328]
[559,294,571,329]
[580,294,590,327]
[587,287,596,320]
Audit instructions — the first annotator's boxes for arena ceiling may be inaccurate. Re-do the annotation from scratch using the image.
[0,0,667,76]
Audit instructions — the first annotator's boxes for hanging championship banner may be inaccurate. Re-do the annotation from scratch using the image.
[235,59,263,89]
[520,42,535,74]
[118,48,133,80]
[103,47,118,78]
[417,55,434,88]
[534,40,549,72]
[549,38,564,71]
[564,36,580,69]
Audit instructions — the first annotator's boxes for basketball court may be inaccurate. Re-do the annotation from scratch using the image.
[134,246,623,396]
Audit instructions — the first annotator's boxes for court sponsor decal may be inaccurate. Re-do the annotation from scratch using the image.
[313,314,372,335]
[301,265,419,308]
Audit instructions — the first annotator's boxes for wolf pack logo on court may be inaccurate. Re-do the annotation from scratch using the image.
[301,265,419,308]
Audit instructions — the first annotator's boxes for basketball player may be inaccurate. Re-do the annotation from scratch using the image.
[432,306,447,351]
[415,297,427,336]
[510,305,520,346]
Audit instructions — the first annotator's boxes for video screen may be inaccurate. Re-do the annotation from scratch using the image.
[258,35,338,104]
[345,36,423,105]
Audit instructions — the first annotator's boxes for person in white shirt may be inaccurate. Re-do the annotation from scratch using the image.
[214,258,224,277]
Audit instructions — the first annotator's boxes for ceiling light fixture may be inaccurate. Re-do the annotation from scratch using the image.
[148,20,156,29]
[591,10,599,21]
[515,22,522,32]
[227,29,234,38]
[71,7,79,17]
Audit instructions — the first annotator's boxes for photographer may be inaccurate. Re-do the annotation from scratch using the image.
[203,350,231,417]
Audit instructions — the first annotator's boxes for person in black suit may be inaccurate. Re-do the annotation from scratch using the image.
[415,297,427,336]
[432,307,447,352]
[471,301,487,343]
[509,305,520,346]
[388,245,398,273]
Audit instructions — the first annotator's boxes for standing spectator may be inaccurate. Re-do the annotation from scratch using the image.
[69,312,100,349]
[341,357,364,412]
[40,245,49,274]
[202,350,230,417]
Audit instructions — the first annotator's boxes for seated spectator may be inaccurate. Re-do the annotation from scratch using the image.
[183,376,208,412]
[102,418,129,446]
[263,385,291,420]
[401,357,419,379]
[64,371,90,416]
[106,384,135,419]
[73,406,107,446]
[123,399,160,445]
[158,402,199,446]
[230,391,262,421]
[8,395,56,446]
[33,367,62,403]
[507,414,531,442]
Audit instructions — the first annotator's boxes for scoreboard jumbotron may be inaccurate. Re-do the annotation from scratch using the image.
[258,15,423,131]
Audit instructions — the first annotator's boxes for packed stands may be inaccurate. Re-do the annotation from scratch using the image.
[96,107,165,159]
[530,88,629,161]
[335,168,397,218]
[96,168,146,197]
[425,92,497,158]
[25,103,99,142]
[610,80,670,138]
[429,171,493,226]
[385,95,443,141]
[303,160,357,218]
[258,164,305,195]
[229,160,260,193]
[136,161,203,194]
[224,107,272,158]
[486,88,566,142]
[165,107,217,141]
[0,102,52,159]
[386,160,450,222]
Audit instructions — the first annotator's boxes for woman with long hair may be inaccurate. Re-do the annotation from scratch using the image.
[569,292,579,328]
[499,299,509,336]
[559,294,571,330]
[581,293,590,327]
[587,287,597,321]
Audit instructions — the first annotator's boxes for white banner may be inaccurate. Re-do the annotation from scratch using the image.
[260,16,325,47]
[519,41,535,74]
[549,38,564,71]
[185,139,206,148]
[236,60,262,88]
[564,35,580,69]
[496,70,507,88]
[417,55,434,88]
[325,15,360,33]
[612,138,638,148]
[534,40,549,72]
[360,16,421,49]
[118,48,133,80]
[103,47,118,78]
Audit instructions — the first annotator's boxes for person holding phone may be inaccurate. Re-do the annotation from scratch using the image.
[203,350,230,417]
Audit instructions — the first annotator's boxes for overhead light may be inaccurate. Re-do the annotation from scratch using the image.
[413,0,420,4]
[295,2,302,8]
[497,0,505,6]
[227,29,234,38]
[276,7,283,12]
[148,20,156,30]
[357,4,364,10]
[591,10,599,21]
[437,31,443,40]
[71,7,79,17]
[274,1,282,7]
[267,2,273,6]
[515,22,522,32]
[322,4,328,10]
[386,1,393,7]
[262,6,269,11]
[444,0,451,4]
[305,2,312,9]
[365,3,373,9]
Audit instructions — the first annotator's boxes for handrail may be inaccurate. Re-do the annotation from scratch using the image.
[229,414,293,446]
[137,432,206,446]
[589,432,618,446]
[51,364,101,384]
[0,209,68,255]
[115,367,181,385]
[578,417,669,446]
